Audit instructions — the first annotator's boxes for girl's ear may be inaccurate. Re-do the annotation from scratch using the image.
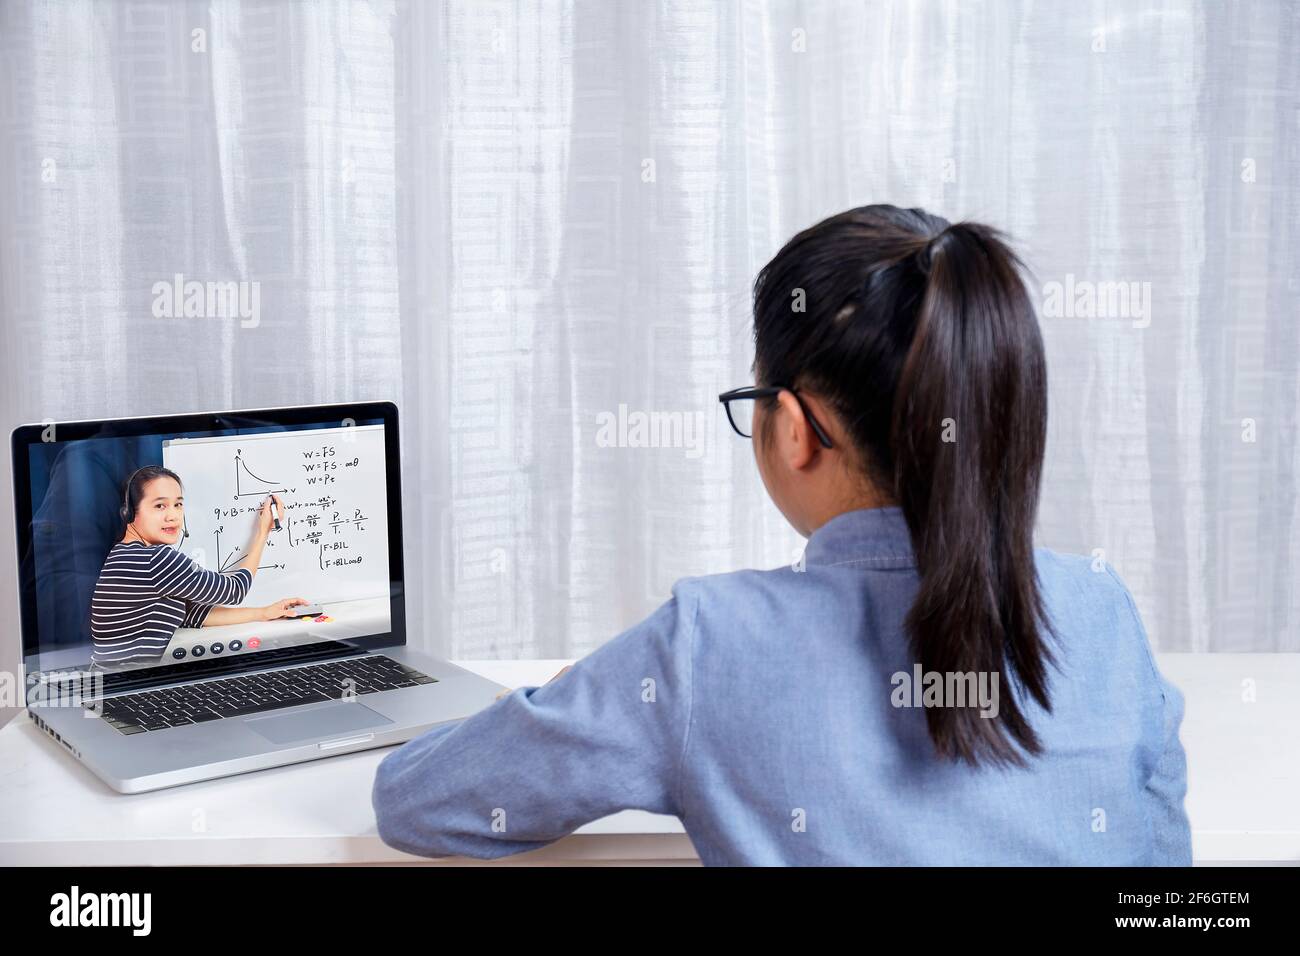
[774,390,817,469]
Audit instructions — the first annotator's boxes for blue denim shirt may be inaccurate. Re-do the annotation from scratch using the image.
[372,505,1193,865]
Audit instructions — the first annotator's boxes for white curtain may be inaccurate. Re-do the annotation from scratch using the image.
[1,0,1296,665]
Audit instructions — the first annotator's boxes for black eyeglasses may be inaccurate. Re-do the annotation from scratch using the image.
[718,385,834,448]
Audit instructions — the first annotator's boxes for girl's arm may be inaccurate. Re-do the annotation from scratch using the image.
[372,580,698,860]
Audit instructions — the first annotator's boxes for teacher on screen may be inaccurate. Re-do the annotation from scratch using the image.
[89,465,308,668]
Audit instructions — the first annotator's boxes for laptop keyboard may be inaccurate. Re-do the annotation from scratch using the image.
[89,655,436,735]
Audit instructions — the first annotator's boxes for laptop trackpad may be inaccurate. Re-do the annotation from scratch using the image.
[245,702,393,744]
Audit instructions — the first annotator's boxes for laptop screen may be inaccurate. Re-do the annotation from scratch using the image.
[12,402,403,684]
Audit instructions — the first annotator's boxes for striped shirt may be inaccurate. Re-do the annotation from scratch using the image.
[89,542,253,666]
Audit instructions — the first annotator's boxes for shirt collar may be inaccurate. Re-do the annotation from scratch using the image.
[802,506,915,567]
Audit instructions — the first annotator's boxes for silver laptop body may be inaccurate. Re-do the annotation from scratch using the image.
[13,401,507,793]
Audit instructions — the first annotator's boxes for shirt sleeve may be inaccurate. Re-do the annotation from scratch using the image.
[180,600,213,629]
[149,547,253,608]
[371,579,700,860]
[1105,564,1193,866]
[1145,669,1193,865]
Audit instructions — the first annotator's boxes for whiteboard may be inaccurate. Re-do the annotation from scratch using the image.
[162,424,390,608]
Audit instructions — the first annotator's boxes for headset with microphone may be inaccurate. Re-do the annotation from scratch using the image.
[119,465,189,549]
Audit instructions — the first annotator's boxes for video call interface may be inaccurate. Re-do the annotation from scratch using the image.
[22,416,393,677]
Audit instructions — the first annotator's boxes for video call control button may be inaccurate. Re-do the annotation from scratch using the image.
[228,640,242,651]
[172,648,187,659]
[191,644,205,657]
[209,642,224,654]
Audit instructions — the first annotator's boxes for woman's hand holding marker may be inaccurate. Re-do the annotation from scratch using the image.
[256,493,285,540]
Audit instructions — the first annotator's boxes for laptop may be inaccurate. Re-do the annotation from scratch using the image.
[11,400,508,793]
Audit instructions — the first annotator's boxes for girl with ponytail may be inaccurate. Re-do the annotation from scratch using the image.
[748,206,1054,767]
[375,204,1192,866]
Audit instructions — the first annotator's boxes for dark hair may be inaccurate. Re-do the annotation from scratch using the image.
[752,204,1056,768]
[121,465,184,532]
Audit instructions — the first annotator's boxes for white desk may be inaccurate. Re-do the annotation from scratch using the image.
[0,660,696,866]
[0,655,1295,866]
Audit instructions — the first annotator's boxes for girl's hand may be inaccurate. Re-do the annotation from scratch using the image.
[255,493,285,539]
[262,597,309,621]
[495,665,572,701]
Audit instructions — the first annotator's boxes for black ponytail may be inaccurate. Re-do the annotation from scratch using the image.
[753,205,1056,768]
